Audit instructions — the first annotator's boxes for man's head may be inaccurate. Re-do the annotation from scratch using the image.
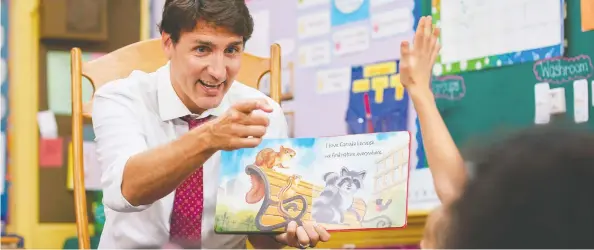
[159,0,253,114]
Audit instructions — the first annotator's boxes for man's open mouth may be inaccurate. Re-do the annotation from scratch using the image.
[198,79,224,88]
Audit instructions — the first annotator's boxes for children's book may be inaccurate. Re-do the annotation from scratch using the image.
[214,131,411,234]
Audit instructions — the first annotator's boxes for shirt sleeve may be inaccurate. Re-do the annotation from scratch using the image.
[266,101,289,139]
[92,84,152,212]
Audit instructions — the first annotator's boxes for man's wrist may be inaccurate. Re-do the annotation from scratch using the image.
[189,124,218,154]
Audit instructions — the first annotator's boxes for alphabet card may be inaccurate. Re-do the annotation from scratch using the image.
[214,131,411,233]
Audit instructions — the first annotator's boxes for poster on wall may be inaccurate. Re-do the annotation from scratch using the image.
[1,0,10,222]
[432,0,565,76]
[345,60,409,134]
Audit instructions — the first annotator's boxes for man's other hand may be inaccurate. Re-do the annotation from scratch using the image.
[275,221,331,248]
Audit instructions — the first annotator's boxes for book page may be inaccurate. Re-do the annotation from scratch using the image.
[215,132,411,233]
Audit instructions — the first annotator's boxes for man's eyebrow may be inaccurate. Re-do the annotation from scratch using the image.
[193,40,243,47]
[227,41,243,47]
[195,40,214,46]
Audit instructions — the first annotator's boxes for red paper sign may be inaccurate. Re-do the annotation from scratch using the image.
[39,137,64,168]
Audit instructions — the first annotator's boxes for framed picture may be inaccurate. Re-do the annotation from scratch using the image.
[259,62,294,101]
[284,111,295,138]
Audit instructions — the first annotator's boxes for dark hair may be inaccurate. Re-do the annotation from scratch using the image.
[158,0,254,44]
[444,125,594,249]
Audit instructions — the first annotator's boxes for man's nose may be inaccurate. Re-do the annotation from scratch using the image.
[207,56,227,82]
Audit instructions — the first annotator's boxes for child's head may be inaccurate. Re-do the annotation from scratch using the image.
[420,205,449,249]
[443,126,594,248]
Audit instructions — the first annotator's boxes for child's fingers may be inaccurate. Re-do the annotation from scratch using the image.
[414,16,426,49]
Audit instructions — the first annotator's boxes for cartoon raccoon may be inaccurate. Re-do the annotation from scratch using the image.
[311,166,366,224]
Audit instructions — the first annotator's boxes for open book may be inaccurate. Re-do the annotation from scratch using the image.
[214,131,411,234]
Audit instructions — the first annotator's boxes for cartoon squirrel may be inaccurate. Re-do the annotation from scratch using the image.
[277,175,302,218]
[245,146,296,204]
[254,146,296,171]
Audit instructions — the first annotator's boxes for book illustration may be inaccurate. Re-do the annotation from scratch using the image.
[253,146,296,172]
[215,132,410,233]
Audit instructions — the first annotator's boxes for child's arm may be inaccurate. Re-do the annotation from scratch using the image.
[399,16,467,206]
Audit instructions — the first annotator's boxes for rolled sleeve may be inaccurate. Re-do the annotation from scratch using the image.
[92,84,151,212]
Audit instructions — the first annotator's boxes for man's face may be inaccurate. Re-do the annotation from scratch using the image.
[162,20,243,113]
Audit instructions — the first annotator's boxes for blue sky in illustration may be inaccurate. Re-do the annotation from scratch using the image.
[219,137,317,181]
[218,132,409,183]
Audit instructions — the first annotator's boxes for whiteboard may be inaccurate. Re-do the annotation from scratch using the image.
[433,0,565,75]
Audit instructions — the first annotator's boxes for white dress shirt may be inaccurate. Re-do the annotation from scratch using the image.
[92,62,288,249]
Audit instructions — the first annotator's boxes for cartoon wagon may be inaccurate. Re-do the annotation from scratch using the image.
[244,165,373,231]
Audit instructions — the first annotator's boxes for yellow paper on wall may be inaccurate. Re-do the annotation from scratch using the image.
[67,141,74,189]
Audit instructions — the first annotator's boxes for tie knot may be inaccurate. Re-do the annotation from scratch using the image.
[181,115,213,129]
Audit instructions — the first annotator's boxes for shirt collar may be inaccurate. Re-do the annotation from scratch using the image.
[157,62,231,121]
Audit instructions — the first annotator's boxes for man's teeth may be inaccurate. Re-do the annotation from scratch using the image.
[200,80,222,88]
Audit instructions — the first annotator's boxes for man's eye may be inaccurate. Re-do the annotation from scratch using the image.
[225,47,239,54]
[196,46,209,53]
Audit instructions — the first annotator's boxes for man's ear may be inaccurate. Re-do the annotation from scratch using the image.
[161,32,173,59]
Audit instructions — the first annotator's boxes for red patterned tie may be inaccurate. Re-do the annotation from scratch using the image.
[169,115,212,242]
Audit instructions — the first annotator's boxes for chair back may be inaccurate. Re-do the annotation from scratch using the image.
[70,38,281,249]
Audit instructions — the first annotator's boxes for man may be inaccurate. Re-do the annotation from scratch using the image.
[92,0,330,248]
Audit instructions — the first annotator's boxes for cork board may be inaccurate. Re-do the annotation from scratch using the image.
[38,0,141,223]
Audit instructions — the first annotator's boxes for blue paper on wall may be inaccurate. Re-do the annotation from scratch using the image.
[331,0,370,27]
[83,124,96,141]
[345,60,409,134]
[415,117,428,169]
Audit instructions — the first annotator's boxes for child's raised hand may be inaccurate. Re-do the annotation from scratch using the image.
[399,15,441,95]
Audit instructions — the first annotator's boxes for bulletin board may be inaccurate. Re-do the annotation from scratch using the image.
[428,0,594,152]
[432,0,565,75]
[37,0,142,223]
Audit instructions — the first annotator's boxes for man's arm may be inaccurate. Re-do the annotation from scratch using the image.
[121,127,216,206]
[93,88,216,211]
[410,89,467,206]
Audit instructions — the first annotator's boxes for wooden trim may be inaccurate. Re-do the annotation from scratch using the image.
[7,0,40,248]
[140,0,150,40]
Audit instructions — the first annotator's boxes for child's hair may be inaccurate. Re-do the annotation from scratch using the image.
[444,125,594,249]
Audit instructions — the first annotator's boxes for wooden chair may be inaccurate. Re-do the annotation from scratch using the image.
[70,38,282,249]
